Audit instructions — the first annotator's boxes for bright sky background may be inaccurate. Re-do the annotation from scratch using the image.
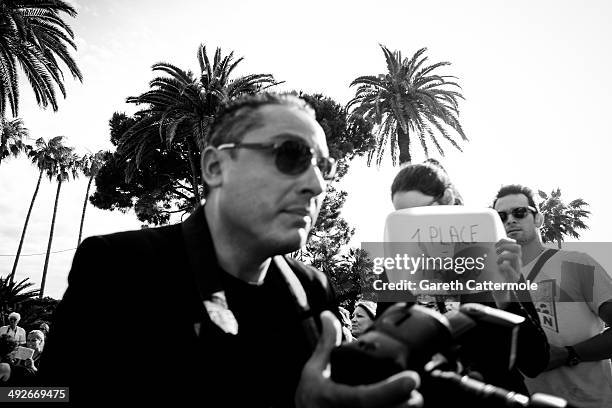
[1,0,611,299]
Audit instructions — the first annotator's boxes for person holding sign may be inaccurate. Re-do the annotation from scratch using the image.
[494,184,612,408]
[14,330,45,373]
[384,160,549,394]
[0,334,36,385]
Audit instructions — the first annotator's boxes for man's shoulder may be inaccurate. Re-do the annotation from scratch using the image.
[69,223,186,288]
[282,256,338,317]
[78,223,183,258]
[91,223,181,246]
[283,256,329,291]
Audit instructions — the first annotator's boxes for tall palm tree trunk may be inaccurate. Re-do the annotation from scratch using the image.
[9,168,44,284]
[41,180,62,299]
[556,229,563,249]
[397,126,412,164]
[77,175,94,246]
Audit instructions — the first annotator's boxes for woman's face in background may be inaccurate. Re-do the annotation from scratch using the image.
[26,334,43,353]
[351,305,373,337]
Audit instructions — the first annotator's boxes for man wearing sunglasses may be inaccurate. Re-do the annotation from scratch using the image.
[41,93,420,407]
[493,184,612,408]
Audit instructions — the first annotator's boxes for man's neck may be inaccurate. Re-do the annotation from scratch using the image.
[204,204,270,284]
[521,238,545,266]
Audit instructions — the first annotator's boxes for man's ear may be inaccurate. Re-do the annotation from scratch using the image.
[201,146,224,190]
[534,212,544,228]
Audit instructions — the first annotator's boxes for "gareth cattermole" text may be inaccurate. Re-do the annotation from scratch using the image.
[373,279,538,291]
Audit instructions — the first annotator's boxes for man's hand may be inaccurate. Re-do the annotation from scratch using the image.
[0,362,11,381]
[492,239,523,307]
[23,357,37,372]
[295,311,422,408]
[495,238,522,283]
[545,345,569,371]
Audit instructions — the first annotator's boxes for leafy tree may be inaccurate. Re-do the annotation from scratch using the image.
[297,92,375,178]
[90,112,195,225]
[0,117,29,165]
[348,45,467,165]
[0,276,39,325]
[324,248,377,310]
[40,139,79,298]
[14,296,59,333]
[9,136,65,284]
[77,150,108,246]
[0,0,83,116]
[118,44,279,204]
[538,188,590,249]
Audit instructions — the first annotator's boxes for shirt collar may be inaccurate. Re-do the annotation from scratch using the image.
[181,204,225,301]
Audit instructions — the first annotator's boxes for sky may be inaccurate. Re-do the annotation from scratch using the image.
[1,0,611,299]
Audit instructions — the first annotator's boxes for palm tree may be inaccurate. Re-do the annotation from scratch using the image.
[0,117,29,164]
[0,276,39,325]
[9,136,65,284]
[0,0,83,116]
[119,44,280,204]
[538,188,590,249]
[348,45,467,165]
[77,150,107,246]
[40,142,79,298]
[322,248,376,309]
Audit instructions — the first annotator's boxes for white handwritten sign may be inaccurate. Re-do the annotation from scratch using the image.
[383,206,507,295]
[385,206,506,243]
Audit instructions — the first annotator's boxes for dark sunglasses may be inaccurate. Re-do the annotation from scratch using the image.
[217,139,337,180]
[497,206,537,223]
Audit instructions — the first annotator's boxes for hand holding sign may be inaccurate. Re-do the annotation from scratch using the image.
[495,239,522,283]
[381,206,508,297]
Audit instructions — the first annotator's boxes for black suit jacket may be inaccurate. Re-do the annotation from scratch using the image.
[39,206,336,406]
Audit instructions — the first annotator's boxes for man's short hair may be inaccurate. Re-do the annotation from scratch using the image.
[202,93,316,196]
[207,93,316,148]
[8,312,20,323]
[492,184,538,211]
[391,159,463,205]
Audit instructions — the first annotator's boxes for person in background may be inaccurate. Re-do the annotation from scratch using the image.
[493,184,612,408]
[352,300,377,338]
[0,313,26,346]
[39,323,50,338]
[386,160,549,394]
[15,330,45,373]
[0,334,35,385]
[0,334,15,382]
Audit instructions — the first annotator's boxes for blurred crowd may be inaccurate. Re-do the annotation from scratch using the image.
[0,312,49,385]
